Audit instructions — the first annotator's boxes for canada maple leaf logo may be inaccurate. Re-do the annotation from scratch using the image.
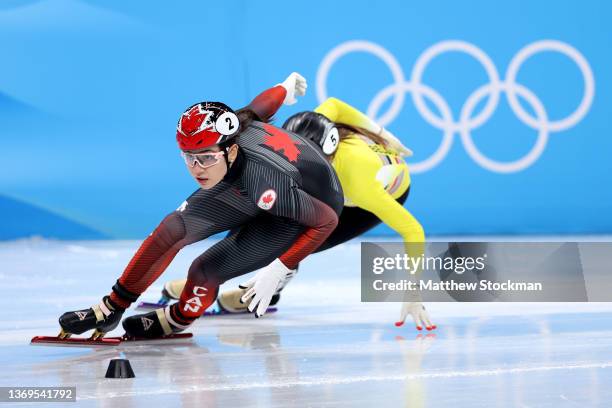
[262,124,301,162]
[179,105,214,136]
[257,189,277,210]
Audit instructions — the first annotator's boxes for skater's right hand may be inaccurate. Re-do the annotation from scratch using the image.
[396,301,436,331]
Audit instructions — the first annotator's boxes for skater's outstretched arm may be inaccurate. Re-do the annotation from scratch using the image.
[336,148,424,245]
[244,72,307,121]
[276,189,339,270]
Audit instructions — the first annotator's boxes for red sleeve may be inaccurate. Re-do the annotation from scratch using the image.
[110,213,188,308]
[245,85,287,121]
[278,192,339,269]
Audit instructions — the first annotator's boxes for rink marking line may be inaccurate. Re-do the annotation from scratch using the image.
[77,361,612,399]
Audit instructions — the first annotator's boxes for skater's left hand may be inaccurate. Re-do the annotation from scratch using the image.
[278,72,307,106]
[239,258,294,317]
[396,301,436,331]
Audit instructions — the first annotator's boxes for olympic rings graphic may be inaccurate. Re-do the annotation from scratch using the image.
[316,40,595,173]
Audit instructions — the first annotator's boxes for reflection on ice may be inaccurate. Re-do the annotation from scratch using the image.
[1,239,612,407]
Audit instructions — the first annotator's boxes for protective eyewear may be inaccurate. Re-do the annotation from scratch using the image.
[181,151,226,168]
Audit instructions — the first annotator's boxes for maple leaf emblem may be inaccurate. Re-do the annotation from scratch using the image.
[262,193,274,204]
[257,189,277,210]
[179,105,214,136]
[262,124,301,162]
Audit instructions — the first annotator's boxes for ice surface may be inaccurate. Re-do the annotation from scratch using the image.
[1,238,612,407]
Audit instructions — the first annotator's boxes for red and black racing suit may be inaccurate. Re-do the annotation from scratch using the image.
[108,86,343,328]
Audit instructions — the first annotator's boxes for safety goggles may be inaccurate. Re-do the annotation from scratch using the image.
[181,151,226,168]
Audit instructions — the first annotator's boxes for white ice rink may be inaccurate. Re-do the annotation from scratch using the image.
[1,238,612,407]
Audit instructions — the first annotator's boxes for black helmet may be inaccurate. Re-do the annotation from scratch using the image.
[282,111,339,155]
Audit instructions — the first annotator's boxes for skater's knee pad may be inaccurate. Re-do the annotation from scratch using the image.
[186,254,211,280]
[186,252,225,287]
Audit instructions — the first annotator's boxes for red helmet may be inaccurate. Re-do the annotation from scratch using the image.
[176,102,240,151]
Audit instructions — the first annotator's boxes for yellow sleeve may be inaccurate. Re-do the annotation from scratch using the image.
[315,97,382,135]
[335,146,424,244]
[349,172,425,264]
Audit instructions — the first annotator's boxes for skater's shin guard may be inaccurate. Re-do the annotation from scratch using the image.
[171,278,219,327]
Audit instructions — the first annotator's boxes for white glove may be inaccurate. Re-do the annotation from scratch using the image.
[396,301,436,331]
[239,258,295,317]
[274,264,298,294]
[278,72,307,106]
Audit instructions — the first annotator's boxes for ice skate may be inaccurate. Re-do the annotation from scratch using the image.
[217,288,281,313]
[58,296,124,340]
[217,287,248,313]
[160,278,186,304]
[122,307,185,339]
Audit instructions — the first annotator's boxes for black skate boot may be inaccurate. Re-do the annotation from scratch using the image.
[122,307,185,339]
[58,296,124,340]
